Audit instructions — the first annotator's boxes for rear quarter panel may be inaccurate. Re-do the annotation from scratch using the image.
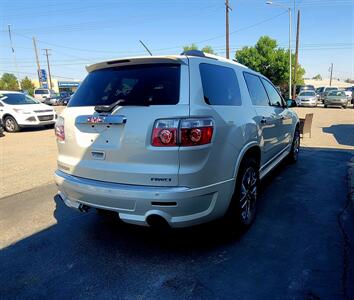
[179,57,258,189]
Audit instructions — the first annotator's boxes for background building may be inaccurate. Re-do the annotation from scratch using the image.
[304,78,352,88]
[31,77,81,94]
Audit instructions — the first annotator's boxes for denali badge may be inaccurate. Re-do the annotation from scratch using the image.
[151,177,172,182]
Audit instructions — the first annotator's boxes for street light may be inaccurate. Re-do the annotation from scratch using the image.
[266,1,292,98]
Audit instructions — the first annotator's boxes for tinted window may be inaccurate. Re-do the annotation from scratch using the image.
[35,89,48,94]
[299,91,316,96]
[243,73,269,106]
[326,87,338,92]
[68,64,180,107]
[329,91,345,96]
[1,93,38,105]
[261,79,283,107]
[199,63,241,106]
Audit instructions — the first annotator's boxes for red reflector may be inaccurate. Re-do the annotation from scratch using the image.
[55,117,65,142]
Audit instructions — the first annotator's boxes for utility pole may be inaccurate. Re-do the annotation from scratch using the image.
[7,24,21,90]
[43,49,53,89]
[33,37,42,88]
[292,10,300,99]
[225,0,232,59]
[329,63,333,86]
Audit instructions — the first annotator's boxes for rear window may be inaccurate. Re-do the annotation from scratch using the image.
[68,64,181,107]
[35,89,48,94]
[326,87,338,92]
[199,63,241,106]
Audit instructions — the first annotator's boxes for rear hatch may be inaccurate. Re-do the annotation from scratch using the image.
[57,58,189,186]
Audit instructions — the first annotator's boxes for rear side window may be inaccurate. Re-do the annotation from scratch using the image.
[35,89,48,94]
[261,78,283,107]
[243,73,269,106]
[199,63,241,106]
[68,64,180,107]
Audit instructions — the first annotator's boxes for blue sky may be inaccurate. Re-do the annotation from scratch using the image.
[0,0,353,81]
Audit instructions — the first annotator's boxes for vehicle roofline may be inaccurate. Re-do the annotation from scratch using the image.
[85,54,249,73]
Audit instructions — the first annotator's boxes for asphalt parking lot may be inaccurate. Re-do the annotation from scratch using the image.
[0,106,353,299]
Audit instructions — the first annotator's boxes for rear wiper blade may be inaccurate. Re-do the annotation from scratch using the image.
[94,99,126,113]
[94,98,150,113]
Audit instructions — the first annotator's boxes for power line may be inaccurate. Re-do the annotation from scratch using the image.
[0,69,77,80]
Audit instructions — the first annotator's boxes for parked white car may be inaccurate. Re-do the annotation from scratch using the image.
[0,91,57,132]
[33,88,57,102]
[55,51,299,230]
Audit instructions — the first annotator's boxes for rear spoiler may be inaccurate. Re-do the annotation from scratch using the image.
[86,56,187,73]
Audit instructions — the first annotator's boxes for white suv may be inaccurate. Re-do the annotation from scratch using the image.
[54,51,299,230]
[34,88,57,102]
[0,91,57,132]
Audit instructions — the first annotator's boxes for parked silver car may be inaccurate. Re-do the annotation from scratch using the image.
[296,91,318,107]
[54,51,299,230]
[316,86,338,103]
[324,90,350,108]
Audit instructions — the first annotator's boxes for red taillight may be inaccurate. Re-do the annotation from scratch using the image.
[151,119,179,146]
[55,116,65,141]
[151,118,214,147]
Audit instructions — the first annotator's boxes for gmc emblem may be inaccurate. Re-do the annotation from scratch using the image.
[87,116,103,123]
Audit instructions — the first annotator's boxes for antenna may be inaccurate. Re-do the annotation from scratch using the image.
[139,40,153,56]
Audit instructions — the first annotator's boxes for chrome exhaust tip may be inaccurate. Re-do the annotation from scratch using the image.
[146,214,170,228]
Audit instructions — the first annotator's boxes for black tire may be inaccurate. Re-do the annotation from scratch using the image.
[324,104,328,108]
[4,116,20,132]
[224,156,260,231]
[287,128,300,163]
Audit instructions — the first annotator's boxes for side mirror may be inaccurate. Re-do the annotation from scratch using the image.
[286,99,297,108]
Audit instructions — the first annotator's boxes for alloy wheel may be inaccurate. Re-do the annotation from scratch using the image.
[239,167,258,224]
[293,132,300,161]
[5,118,15,132]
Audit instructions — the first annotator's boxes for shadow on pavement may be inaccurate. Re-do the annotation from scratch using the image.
[322,124,354,147]
[0,148,353,299]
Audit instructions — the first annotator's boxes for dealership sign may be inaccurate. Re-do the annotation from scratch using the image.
[38,69,47,82]
[58,81,80,87]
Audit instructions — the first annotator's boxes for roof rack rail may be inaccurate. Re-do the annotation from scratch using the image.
[180,50,206,57]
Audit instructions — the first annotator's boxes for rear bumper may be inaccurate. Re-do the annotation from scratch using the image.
[54,170,235,228]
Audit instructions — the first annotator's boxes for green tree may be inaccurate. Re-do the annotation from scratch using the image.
[0,73,19,91]
[235,36,305,90]
[182,44,216,54]
[312,74,322,80]
[20,76,35,96]
[201,45,216,54]
[183,44,199,52]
